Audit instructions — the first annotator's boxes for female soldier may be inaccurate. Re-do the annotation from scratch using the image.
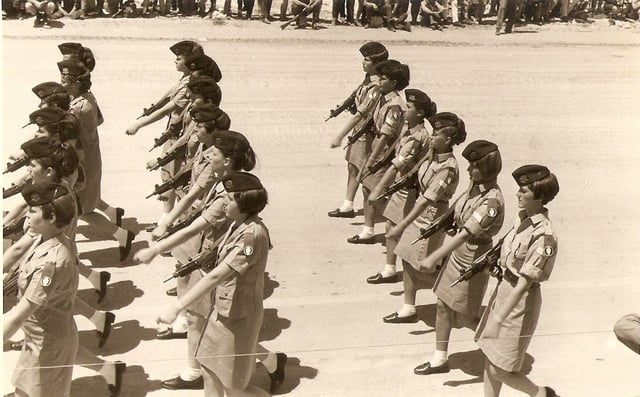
[135,132,286,393]
[157,171,271,397]
[3,182,79,397]
[328,41,388,219]
[58,60,136,261]
[412,139,505,375]
[350,59,409,245]
[124,40,204,221]
[475,164,559,397]
[366,88,436,285]
[379,112,466,324]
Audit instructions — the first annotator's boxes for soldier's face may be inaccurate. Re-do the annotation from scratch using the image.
[378,75,396,94]
[175,55,188,73]
[430,129,450,153]
[517,185,540,211]
[28,160,50,183]
[223,193,243,221]
[467,160,484,182]
[362,57,376,74]
[27,206,53,234]
[209,146,228,174]
[406,103,419,124]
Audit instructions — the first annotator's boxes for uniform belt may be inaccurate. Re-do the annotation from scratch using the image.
[503,268,519,284]
[468,237,492,245]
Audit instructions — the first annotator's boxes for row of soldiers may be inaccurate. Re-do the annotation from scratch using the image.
[3,40,286,396]
[326,41,561,396]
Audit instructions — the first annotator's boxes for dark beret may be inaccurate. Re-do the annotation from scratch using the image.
[462,140,499,161]
[21,182,69,207]
[28,108,66,127]
[57,60,89,76]
[212,130,249,153]
[32,82,67,99]
[359,41,389,63]
[187,76,222,104]
[183,53,222,82]
[221,172,263,193]
[170,40,204,56]
[190,102,223,123]
[429,112,459,130]
[58,42,83,55]
[20,137,59,159]
[512,164,551,186]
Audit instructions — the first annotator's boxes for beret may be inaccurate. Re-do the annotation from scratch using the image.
[20,137,59,159]
[212,130,249,152]
[359,41,389,63]
[190,102,223,123]
[58,42,83,55]
[221,172,263,193]
[462,140,498,161]
[32,82,67,99]
[57,60,88,76]
[512,164,551,186]
[183,53,222,82]
[187,76,222,104]
[22,182,69,206]
[429,112,459,130]
[170,40,204,56]
[28,108,66,127]
[405,88,432,106]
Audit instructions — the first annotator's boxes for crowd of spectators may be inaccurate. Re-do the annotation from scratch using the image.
[2,0,639,29]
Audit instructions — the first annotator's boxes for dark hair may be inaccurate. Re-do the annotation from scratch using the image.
[438,123,466,147]
[232,188,268,216]
[43,93,70,111]
[473,150,502,180]
[41,192,76,228]
[55,114,81,142]
[529,173,559,205]
[35,143,79,179]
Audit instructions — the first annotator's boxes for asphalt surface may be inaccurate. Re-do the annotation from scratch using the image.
[2,15,640,397]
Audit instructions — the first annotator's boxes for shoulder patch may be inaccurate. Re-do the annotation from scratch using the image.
[243,232,255,257]
[542,234,556,257]
[40,262,55,288]
[487,198,498,218]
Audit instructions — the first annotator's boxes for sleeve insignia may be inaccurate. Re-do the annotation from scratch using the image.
[488,207,497,218]
[543,245,554,256]
[41,276,52,287]
[243,246,254,256]
[243,232,255,256]
[542,234,556,257]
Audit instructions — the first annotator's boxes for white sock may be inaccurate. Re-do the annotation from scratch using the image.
[339,200,354,212]
[113,227,128,245]
[397,304,416,317]
[179,367,201,381]
[99,362,116,385]
[381,264,396,277]
[430,349,448,366]
[261,351,277,373]
[90,310,106,331]
[171,313,189,333]
[359,226,374,238]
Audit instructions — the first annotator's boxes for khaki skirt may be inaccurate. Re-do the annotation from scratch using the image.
[382,188,416,225]
[395,201,449,270]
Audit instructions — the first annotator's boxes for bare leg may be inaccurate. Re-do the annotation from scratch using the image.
[200,364,226,397]
[483,358,503,397]
[485,360,541,396]
[435,299,454,353]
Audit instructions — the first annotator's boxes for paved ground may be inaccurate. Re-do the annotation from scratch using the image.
[2,15,640,397]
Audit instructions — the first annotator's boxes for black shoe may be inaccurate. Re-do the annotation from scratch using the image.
[156,327,187,339]
[347,234,376,244]
[97,271,111,304]
[119,231,135,261]
[10,340,23,351]
[544,387,558,397]
[161,375,204,390]
[115,207,124,227]
[269,352,287,393]
[413,361,450,375]
[108,361,127,396]
[328,208,355,218]
[166,287,177,296]
[98,312,116,348]
[366,272,398,284]
[383,312,418,324]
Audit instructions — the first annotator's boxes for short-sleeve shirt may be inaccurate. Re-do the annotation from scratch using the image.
[200,181,233,251]
[500,209,558,283]
[455,181,505,240]
[390,121,432,174]
[17,234,79,348]
[190,144,219,193]
[417,152,458,204]
[352,75,382,139]
[168,75,191,125]
[371,91,407,158]
[69,93,100,151]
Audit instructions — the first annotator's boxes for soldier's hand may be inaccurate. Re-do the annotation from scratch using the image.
[385,225,403,240]
[330,136,343,148]
[146,159,159,170]
[151,223,168,241]
[133,247,157,264]
[418,256,439,273]
[156,304,180,328]
[125,124,139,135]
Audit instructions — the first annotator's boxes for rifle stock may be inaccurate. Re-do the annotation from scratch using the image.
[157,208,203,241]
[410,210,455,245]
[164,248,218,282]
[148,144,187,171]
[146,168,192,199]
[326,92,356,122]
[137,96,170,120]
[4,157,29,174]
[450,235,507,288]
[3,182,25,199]
[149,122,182,152]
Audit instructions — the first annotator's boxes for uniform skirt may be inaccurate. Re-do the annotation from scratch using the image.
[12,322,78,397]
[395,201,448,271]
[382,188,416,225]
[77,144,101,215]
[345,135,372,172]
[171,234,212,317]
[196,305,264,389]
[433,240,492,317]
[475,272,542,372]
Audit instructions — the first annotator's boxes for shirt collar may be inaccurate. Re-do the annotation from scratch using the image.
[435,151,453,162]
[409,123,424,134]
[31,232,65,259]
[518,208,548,225]
[383,90,398,102]
[477,179,498,192]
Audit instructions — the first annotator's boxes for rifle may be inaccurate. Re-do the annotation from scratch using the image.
[343,118,374,150]
[4,157,29,174]
[325,92,357,122]
[148,144,187,171]
[149,122,183,152]
[137,96,170,120]
[410,209,455,245]
[359,147,395,182]
[280,0,317,29]
[3,265,19,296]
[3,182,26,199]
[145,168,192,199]
[157,208,203,241]
[3,216,26,239]
[450,232,511,288]
[163,248,218,282]
[374,149,434,201]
